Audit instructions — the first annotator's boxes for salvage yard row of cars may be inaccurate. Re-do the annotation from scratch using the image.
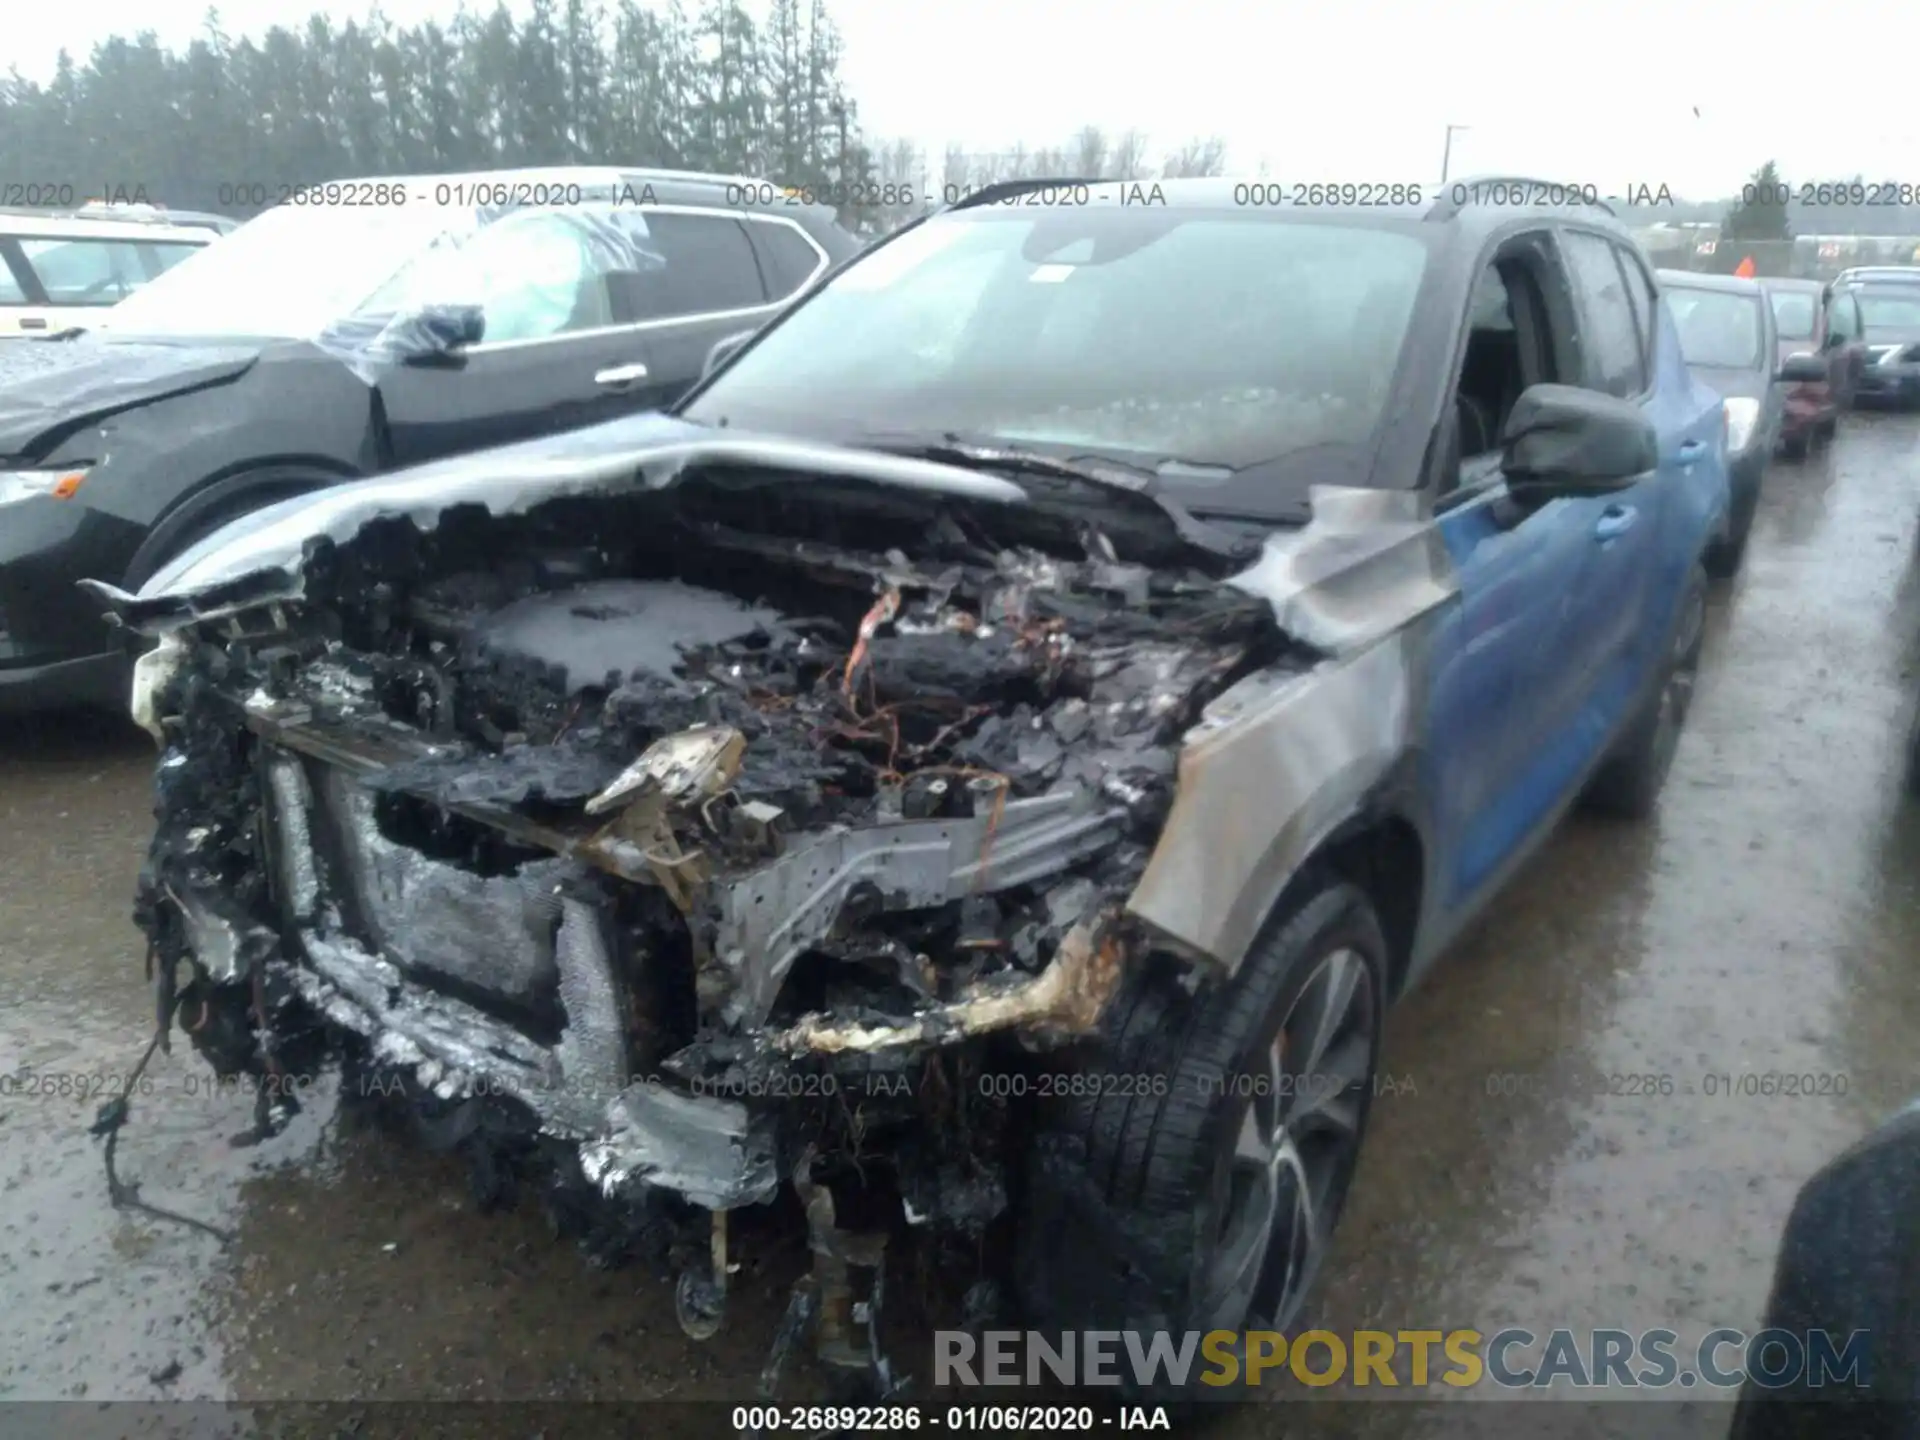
[3,166,1914,1399]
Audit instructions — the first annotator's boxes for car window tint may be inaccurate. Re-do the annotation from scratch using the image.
[17,236,148,305]
[0,246,26,304]
[1560,230,1646,397]
[1665,288,1762,370]
[1615,245,1657,366]
[1770,291,1818,341]
[142,241,205,279]
[746,219,825,299]
[612,212,766,321]
[1828,292,1860,340]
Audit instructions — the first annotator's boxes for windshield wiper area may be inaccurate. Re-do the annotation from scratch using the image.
[35,327,88,341]
[856,431,1259,562]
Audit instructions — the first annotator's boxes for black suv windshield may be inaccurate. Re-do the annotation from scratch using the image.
[681,207,1431,517]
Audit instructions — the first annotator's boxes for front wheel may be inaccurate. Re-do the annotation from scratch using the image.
[1015,879,1389,1397]
[1584,563,1707,818]
[1781,429,1811,461]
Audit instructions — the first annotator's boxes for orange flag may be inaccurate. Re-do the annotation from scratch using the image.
[1734,255,1757,278]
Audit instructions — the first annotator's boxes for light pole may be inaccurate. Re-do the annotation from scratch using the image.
[1441,124,1470,184]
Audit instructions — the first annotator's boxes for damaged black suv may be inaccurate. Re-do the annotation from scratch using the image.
[92,177,1727,1398]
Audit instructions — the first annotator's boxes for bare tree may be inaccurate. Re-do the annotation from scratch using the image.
[941,141,969,198]
[1071,125,1106,177]
[1108,129,1150,180]
[869,134,921,226]
[1161,135,1227,178]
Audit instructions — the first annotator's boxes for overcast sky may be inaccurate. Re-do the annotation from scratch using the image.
[12,0,1917,200]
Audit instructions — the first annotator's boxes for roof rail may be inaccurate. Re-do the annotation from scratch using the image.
[621,167,782,191]
[0,203,181,225]
[943,177,1107,212]
[1426,176,1617,222]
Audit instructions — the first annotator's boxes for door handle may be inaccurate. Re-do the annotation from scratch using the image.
[1678,440,1705,460]
[594,362,650,388]
[1594,504,1638,541]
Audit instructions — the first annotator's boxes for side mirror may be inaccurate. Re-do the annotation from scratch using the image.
[1500,383,1657,503]
[395,303,486,363]
[702,329,755,379]
[1777,353,1829,384]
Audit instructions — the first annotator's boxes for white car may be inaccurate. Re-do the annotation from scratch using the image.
[0,206,221,336]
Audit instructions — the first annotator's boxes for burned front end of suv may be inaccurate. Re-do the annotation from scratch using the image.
[101,431,1315,1376]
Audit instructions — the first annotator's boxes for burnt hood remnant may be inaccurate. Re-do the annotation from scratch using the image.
[112,429,1324,1402]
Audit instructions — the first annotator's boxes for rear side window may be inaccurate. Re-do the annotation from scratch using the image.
[1560,230,1647,397]
[746,219,826,300]
[616,212,767,321]
[16,236,151,305]
[1770,290,1818,341]
[143,241,205,279]
[0,243,28,304]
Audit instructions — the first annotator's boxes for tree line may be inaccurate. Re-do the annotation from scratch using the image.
[1717,160,1920,239]
[0,2,1228,232]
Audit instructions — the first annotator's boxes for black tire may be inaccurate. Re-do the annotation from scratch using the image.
[1015,877,1388,1399]
[1816,415,1838,442]
[1584,563,1707,818]
[1781,429,1811,461]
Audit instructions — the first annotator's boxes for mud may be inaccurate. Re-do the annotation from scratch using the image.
[4,415,1920,1432]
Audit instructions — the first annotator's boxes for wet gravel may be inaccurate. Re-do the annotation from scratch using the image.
[3,413,1919,1433]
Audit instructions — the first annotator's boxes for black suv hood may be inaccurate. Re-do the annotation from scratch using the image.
[0,335,262,459]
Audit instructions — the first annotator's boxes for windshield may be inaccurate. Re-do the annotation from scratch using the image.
[1666,288,1762,369]
[681,209,1431,515]
[1768,290,1816,341]
[1855,287,1920,332]
[101,202,466,338]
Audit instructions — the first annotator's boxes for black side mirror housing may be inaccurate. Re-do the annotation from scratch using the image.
[703,329,756,380]
[1777,353,1830,384]
[396,303,486,363]
[1500,383,1657,504]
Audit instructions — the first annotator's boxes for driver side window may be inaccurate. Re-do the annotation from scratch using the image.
[1439,234,1572,499]
[358,208,617,344]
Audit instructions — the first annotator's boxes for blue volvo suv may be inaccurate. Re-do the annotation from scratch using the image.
[96,174,1733,1395]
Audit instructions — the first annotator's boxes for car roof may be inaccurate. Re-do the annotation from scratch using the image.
[1655,268,1764,295]
[1758,276,1824,294]
[941,173,1640,242]
[1838,267,1920,284]
[0,210,215,243]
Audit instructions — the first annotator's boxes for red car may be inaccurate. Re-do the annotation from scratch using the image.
[1763,277,1868,457]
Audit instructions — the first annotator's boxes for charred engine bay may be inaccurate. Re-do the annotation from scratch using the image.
[144,465,1294,1177]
